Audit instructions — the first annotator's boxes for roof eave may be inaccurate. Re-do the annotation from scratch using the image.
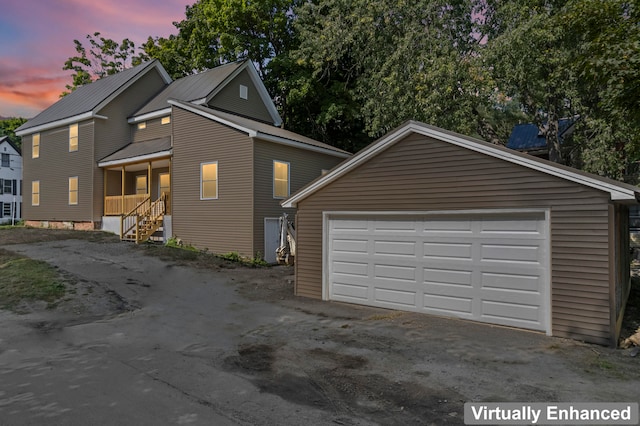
[98,149,172,168]
[128,108,172,123]
[15,112,107,136]
[282,121,640,208]
[254,132,352,159]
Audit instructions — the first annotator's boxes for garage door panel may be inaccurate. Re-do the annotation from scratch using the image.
[331,282,369,301]
[423,242,473,260]
[481,301,541,323]
[481,271,541,292]
[480,244,542,264]
[375,264,416,282]
[423,294,474,315]
[374,240,416,257]
[328,213,549,333]
[373,287,417,307]
[424,267,473,286]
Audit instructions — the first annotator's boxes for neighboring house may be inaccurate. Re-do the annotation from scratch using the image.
[506,118,577,158]
[16,59,349,261]
[0,136,22,224]
[283,121,639,346]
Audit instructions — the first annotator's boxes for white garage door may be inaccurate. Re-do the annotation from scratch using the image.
[327,212,550,332]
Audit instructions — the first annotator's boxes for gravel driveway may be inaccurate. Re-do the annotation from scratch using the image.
[1,239,638,425]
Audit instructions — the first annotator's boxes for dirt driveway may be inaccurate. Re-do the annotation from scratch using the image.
[1,236,639,425]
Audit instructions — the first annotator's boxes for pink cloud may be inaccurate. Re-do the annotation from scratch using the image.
[0,0,190,118]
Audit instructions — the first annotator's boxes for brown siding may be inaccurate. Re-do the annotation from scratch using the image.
[208,69,274,123]
[171,107,254,255]
[296,133,614,345]
[252,139,345,259]
[92,69,167,220]
[22,121,95,222]
[132,115,172,142]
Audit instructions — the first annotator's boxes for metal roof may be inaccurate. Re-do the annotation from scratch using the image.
[16,60,170,135]
[169,100,351,158]
[131,61,245,118]
[98,137,171,167]
[506,118,576,151]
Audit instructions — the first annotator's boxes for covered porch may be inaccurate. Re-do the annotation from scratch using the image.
[98,138,172,242]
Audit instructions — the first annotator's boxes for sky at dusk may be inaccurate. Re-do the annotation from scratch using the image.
[0,0,193,118]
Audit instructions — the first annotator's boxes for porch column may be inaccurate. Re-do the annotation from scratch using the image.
[103,168,107,216]
[147,161,152,199]
[121,166,125,214]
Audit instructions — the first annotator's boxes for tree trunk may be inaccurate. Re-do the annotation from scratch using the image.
[546,111,564,164]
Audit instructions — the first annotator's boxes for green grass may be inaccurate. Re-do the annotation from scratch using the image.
[0,249,65,311]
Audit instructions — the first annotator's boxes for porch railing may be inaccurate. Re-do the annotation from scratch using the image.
[120,194,167,244]
[104,194,149,216]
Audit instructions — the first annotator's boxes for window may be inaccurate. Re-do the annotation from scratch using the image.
[2,179,13,194]
[201,162,218,199]
[273,160,290,199]
[3,202,12,218]
[32,133,40,158]
[239,84,248,100]
[159,173,170,196]
[1,153,9,167]
[69,177,78,205]
[161,116,171,125]
[137,122,146,130]
[69,123,78,152]
[135,176,147,195]
[32,181,40,206]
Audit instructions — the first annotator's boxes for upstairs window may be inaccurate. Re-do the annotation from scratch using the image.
[201,162,218,199]
[137,122,146,130]
[273,160,290,199]
[32,181,40,206]
[1,153,9,167]
[32,133,40,158]
[69,123,78,152]
[69,177,78,205]
[161,116,171,125]
[239,84,248,100]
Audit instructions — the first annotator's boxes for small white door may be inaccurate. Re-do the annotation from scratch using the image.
[264,218,280,264]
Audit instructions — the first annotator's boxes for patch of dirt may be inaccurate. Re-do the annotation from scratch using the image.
[222,343,464,425]
[0,227,119,245]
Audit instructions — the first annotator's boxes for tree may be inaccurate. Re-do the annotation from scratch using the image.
[0,118,27,148]
[62,32,149,95]
[291,0,497,150]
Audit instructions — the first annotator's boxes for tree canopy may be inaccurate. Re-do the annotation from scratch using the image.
[61,0,640,182]
[62,32,149,95]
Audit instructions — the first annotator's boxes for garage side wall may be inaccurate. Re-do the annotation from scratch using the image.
[296,133,613,345]
[171,107,254,255]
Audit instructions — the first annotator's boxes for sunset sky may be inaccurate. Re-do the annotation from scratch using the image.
[0,0,193,118]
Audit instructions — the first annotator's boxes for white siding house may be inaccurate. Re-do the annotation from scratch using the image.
[0,136,22,224]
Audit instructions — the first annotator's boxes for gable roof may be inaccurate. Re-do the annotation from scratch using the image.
[130,60,282,126]
[169,100,350,159]
[507,118,577,151]
[15,60,171,136]
[283,120,640,208]
[0,135,22,155]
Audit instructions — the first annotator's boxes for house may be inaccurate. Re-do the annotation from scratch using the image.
[506,118,577,159]
[283,121,639,346]
[0,136,22,224]
[15,59,349,261]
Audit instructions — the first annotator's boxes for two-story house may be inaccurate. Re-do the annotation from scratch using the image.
[0,136,22,224]
[16,59,350,261]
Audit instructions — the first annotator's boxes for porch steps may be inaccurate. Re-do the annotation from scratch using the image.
[122,218,163,243]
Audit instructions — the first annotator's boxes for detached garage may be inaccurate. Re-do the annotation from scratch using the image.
[283,121,639,346]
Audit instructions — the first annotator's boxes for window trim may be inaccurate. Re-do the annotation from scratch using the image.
[32,180,40,206]
[69,123,78,152]
[200,161,218,200]
[68,176,78,205]
[239,84,248,100]
[273,160,290,199]
[32,133,40,159]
